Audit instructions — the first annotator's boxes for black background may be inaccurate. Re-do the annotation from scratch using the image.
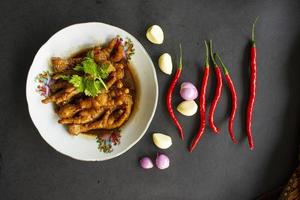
[0,0,300,199]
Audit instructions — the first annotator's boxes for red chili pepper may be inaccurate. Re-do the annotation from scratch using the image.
[215,53,238,144]
[208,40,223,134]
[166,44,184,140]
[246,17,259,150]
[189,41,210,152]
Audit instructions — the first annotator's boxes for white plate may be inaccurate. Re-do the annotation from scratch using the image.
[26,22,158,161]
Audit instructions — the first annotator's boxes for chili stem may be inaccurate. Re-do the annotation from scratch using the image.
[179,43,183,69]
[251,17,259,45]
[214,53,228,74]
[209,40,217,66]
[204,40,209,67]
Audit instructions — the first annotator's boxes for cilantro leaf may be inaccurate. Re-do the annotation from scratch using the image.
[86,50,94,59]
[82,57,98,77]
[84,78,99,97]
[69,75,84,92]
[59,75,71,80]
[95,77,108,90]
[97,63,110,79]
[96,63,115,79]
[94,80,104,91]
[67,56,109,96]
[74,65,83,71]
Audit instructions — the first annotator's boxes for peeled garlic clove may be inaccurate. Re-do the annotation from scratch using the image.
[158,53,172,75]
[146,25,164,44]
[152,133,172,149]
[177,100,198,116]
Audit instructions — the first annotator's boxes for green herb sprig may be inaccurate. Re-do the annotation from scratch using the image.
[63,52,114,97]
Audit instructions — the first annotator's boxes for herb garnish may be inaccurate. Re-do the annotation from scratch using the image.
[63,51,114,97]
[124,38,135,60]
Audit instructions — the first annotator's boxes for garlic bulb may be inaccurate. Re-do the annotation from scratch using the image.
[158,53,172,75]
[146,25,164,44]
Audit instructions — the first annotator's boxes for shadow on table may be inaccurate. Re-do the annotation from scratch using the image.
[9,20,62,149]
[13,32,51,122]
[255,36,300,200]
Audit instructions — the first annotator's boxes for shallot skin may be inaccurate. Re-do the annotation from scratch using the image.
[155,154,170,170]
[140,157,154,169]
[180,82,198,100]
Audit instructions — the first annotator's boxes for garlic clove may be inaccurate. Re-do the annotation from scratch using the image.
[158,53,172,75]
[146,25,164,44]
[152,133,172,149]
[177,100,198,116]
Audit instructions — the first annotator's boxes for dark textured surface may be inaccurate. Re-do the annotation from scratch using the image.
[0,0,300,199]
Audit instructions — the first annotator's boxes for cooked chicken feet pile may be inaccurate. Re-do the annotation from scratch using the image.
[41,37,135,136]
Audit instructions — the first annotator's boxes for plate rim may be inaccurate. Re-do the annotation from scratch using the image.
[25,22,159,161]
